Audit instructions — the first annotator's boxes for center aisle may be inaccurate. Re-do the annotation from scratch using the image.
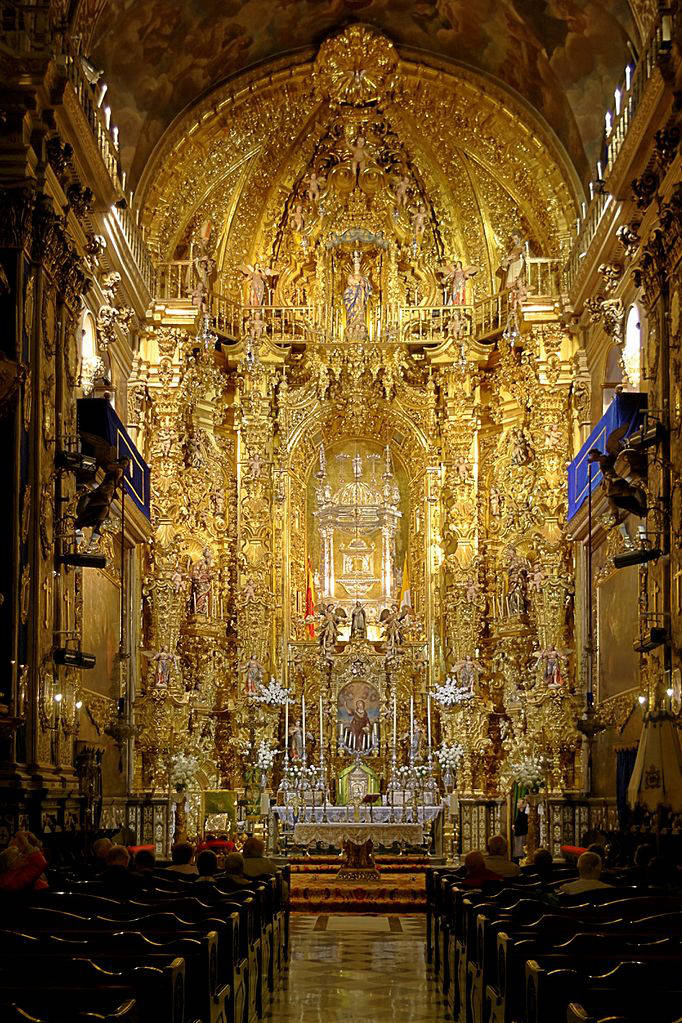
[264,913,449,1022]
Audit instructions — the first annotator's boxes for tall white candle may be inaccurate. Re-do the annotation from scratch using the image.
[284,697,289,758]
[427,692,432,750]
[410,695,414,745]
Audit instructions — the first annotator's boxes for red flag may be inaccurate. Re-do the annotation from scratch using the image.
[305,558,316,638]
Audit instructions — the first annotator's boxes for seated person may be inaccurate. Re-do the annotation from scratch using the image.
[484,834,520,878]
[242,836,277,878]
[0,830,48,893]
[558,851,613,895]
[100,845,142,895]
[196,850,220,882]
[166,841,198,876]
[462,850,502,887]
[92,837,113,872]
[531,847,554,885]
[222,852,253,887]
[132,848,157,882]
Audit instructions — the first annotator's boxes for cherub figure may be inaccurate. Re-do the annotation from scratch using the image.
[412,205,428,246]
[394,174,410,207]
[309,603,346,657]
[291,201,305,234]
[305,170,325,202]
[350,137,371,179]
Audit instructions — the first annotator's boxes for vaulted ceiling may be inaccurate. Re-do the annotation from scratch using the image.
[77,0,638,190]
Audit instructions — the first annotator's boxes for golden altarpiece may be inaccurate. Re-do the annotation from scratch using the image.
[126,26,584,838]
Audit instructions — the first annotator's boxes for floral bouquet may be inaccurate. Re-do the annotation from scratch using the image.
[435,741,465,771]
[432,674,475,707]
[255,740,279,772]
[412,763,432,782]
[510,753,547,791]
[170,752,199,791]
[253,676,290,707]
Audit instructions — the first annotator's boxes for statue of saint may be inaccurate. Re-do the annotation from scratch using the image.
[441,259,478,305]
[240,263,276,307]
[290,718,304,760]
[452,654,483,692]
[496,231,527,301]
[343,251,372,341]
[190,548,213,616]
[532,646,570,689]
[242,653,265,696]
[143,646,178,689]
[347,698,371,751]
[350,601,367,640]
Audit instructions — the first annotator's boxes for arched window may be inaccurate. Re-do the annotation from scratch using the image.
[79,311,102,394]
[602,345,623,413]
[623,303,643,389]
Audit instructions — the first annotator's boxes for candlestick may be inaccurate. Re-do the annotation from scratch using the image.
[427,692,432,750]
[319,693,324,771]
[302,693,306,766]
[410,694,414,765]
[392,691,397,760]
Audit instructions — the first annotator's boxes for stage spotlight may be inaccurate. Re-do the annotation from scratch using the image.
[613,546,662,569]
[633,628,667,653]
[55,450,97,474]
[53,647,96,669]
[59,552,107,570]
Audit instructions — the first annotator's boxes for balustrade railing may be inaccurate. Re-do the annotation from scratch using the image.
[62,52,122,191]
[111,204,154,295]
[565,9,672,293]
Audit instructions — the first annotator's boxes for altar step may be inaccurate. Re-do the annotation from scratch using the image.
[288,854,432,875]
[289,869,427,913]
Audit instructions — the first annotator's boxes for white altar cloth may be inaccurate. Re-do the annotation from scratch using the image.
[273,804,441,827]
[292,820,426,848]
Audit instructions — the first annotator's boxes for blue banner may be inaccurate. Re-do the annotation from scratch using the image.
[77,398,151,519]
[567,392,647,520]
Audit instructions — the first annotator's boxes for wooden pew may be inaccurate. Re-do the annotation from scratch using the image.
[525,957,682,1023]
[3,993,138,1021]
[0,955,187,1023]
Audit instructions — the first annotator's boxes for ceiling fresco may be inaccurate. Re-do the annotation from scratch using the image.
[85,0,636,188]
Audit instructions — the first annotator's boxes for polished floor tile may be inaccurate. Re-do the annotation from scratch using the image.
[265,914,449,1022]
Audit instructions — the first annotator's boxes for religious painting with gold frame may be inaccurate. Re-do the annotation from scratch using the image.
[337,680,380,755]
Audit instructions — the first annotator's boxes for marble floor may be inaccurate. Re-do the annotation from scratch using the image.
[264,913,449,1022]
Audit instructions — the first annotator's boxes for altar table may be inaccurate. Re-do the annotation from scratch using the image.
[291,820,427,849]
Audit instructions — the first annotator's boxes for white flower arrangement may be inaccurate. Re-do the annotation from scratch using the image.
[255,740,279,771]
[395,765,412,785]
[432,674,475,707]
[412,763,432,781]
[253,676,290,707]
[435,741,465,771]
[510,754,547,790]
[170,752,199,791]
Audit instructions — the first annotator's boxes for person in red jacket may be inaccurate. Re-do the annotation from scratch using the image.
[461,850,502,888]
[0,830,48,892]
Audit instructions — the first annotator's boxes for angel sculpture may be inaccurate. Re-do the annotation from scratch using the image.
[143,646,179,689]
[587,426,648,520]
[311,603,346,658]
[380,603,410,659]
[291,201,305,234]
[74,432,129,550]
[411,205,428,246]
[532,646,571,689]
[240,263,276,308]
[452,654,483,693]
[441,259,478,305]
